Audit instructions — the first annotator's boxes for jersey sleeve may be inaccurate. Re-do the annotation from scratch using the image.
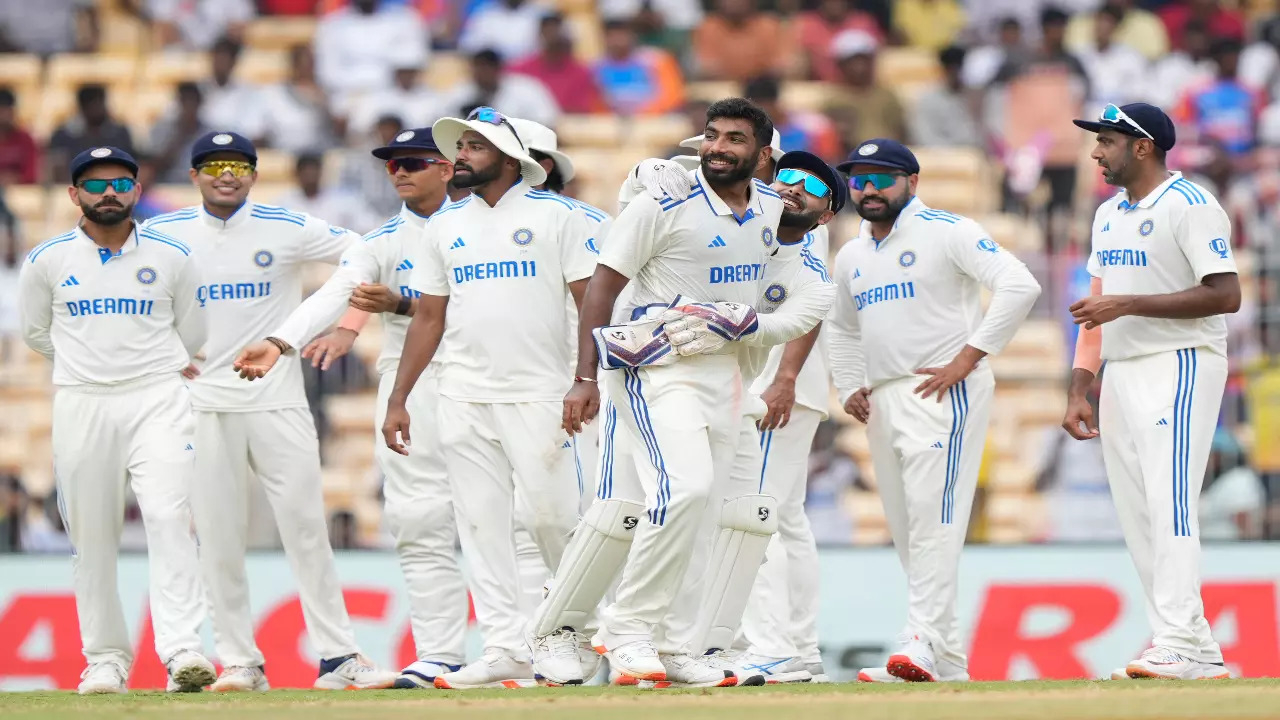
[597,195,667,279]
[17,256,54,360]
[559,207,598,283]
[296,215,361,265]
[274,241,380,350]
[171,253,207,358]
[1174,201,1237,280]
[825,244,867,403]
[945,219,1042,356]
[745,251,836,347]
[409,222,451,297]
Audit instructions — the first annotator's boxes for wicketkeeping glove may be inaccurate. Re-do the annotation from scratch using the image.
[661,301,759,357]
[632,159,694,202]
[592,314,678,369]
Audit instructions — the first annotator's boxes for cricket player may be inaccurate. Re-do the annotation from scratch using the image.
[826,139,1041,683]
[232,128,468,689]
[381,107,596,689]
[557,98,792,686]
[143,131,396,691]
[18,147,216,694]
[1064,103,1239,681]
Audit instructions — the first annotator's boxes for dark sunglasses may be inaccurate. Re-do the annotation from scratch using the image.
[78,177,136,194]
[776,168,832,199]
[848,172,906,192]
[467,106,525,149]
[385,157,451,174]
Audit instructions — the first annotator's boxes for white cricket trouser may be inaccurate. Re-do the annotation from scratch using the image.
[1100,347,1226,662]
[192,406,357,667]
[375,372,467,665]
[599,355,747,652]
[513,427,592,618]
[53,375,205,669]
[436,397,580,656]
[866,367,994,670]
[741,406,823,662]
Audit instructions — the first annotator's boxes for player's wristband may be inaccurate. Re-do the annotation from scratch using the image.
[265,336,293,355]
[394,295,412,316]
[574,376,598,384]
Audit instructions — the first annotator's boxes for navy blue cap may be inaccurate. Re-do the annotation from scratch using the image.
[372,128,442,159]
[836,138,920,175]
[70,146,138,183]
[1073,102,1176,151]
[776,150,848,214]
[191,131,258,167]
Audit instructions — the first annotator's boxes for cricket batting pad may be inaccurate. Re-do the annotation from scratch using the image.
[530,498,646,637]
[694,494,779,653]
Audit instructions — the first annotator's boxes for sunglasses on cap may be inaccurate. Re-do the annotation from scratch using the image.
[776,168,832,200]
[848,171,906,192]
[385,157,451,174]
[78,177,136,194]
[196,160,255,178]
[466,106,526,150]
[1100,103,1154,141]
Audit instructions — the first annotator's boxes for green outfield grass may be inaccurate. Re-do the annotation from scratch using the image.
[2,679,1280,720]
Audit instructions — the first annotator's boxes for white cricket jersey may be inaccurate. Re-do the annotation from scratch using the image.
[601,169,784,325]
[749,226,834,415]
[143,202,359,411]
[826,198,1041,400]
[273,203,442,378]
[409,182,597,403]
[1087,171,1237,361]
[18,224,205,387]
[564,196,613,365]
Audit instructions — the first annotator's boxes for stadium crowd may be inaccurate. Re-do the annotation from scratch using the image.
[0,0,1278,552]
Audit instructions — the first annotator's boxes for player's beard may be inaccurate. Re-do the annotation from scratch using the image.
[855,191,910,223]
[451,160,502,188]
[701,151,755,185]
[780,206,824,229]
[1099,147,1134,186]
[80,198,133,226]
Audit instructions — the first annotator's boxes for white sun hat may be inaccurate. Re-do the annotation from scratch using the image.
[508,117,575,183]
[679,128,785,162]
[431,107,548,186]
[670,154,701,170]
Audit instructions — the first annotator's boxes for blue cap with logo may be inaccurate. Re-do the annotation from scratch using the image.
[776,150,848,214]
[191,131,258,167]
[70,146,139,184]
[836,138,921,175]
[1073,102,1176,151]
[372,128,442,159]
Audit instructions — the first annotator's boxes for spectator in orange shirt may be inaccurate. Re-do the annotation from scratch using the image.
[793,0,885,82]
[691,0,790,81]
[0,89,38,184]
[743,75,841,161]
[509,13,605,114]
[594,18,684,116]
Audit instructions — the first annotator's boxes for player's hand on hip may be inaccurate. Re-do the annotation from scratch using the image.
[181,363,201,379]
[563,380,600,435]
[635,159,693,202]
[349,283,401,313]
[383,400,412,456]
[1062,393,1100,440]
[844,387,872,423]
[233,341,282,381]
[914,358,974,402]
[759,377,796,430]
[302,328,358,370]
[1069,294,1131,329]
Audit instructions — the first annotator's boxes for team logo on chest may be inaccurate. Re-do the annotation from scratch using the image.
[512,228,534,246]
[761,226,774,248]
[254,250,274,268]
[136,267,157,285]
[1139,219,1154,237]
[899,250,917,268]
[764,283,787,303]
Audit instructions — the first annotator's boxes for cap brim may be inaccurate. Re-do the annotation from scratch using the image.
[679,135,701,150]
[371,144,442,160]
[75,156,139,181]
[1072,118,1146,139]
[540,147,575,183]
[192,149,257,166]
[432,117,548,186]
[835,157,913,173]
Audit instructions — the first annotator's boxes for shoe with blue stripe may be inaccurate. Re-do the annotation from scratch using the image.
[394,660,463,689]
[735,653,812,684]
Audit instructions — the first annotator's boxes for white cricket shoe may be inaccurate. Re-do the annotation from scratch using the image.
[736,653,811,684]
[1110,668,1130,680]
[434,653,537,689]
[591,635,666,683]
[643,652,737,688]
[211,665,269,692]
[1126,647,1202,680]
[165,650,216,693]
[887,634,937,682]
[393,660,462,689]
[861,660,969,683]
[806,662,830,683]
[78,662,128,695]
[531,627,586,686]
[314,654,397,690]
[1195,662,1232,679]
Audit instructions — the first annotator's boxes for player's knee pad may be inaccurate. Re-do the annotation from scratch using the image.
[530,498,645,637]
[694,494,779,653]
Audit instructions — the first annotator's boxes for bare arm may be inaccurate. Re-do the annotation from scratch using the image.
[573,266,630,380]
[1071,273,1240,329]
[569,278,589,312]
[389,294,447,403]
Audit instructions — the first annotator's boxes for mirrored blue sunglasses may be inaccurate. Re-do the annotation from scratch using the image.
[466,106,526,149]
[1100,104,1153,140]
[79,177,136,194]
[775,168,832,199]
[848,172,905,192]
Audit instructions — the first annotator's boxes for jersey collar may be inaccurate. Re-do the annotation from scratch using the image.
[471,179,530,209]
[694,168,765,225]
[77,222,140,264]
[200,199,253,230]
[858,196,926,249]
[1118,171,1183,211]
[398,199,441,229]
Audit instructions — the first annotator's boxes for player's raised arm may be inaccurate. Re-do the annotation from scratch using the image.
[17,251,54,360]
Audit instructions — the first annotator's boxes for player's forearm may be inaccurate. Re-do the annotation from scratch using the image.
[825,322,866,403]
[574,266,629,378]
[389,304,445,403]
[773,324,822,383]
[337,306,372,332]
[1067,367,1096,400]
[274,278,360,350]
[22,326,54,360]
[967,266,1041,355]
[744,283,836,347]
[1120,273,1241,320]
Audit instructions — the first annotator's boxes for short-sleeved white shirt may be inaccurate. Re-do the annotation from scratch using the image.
[143,202,359,411]
[1087,172,1237,361]
[409,183,597,403]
